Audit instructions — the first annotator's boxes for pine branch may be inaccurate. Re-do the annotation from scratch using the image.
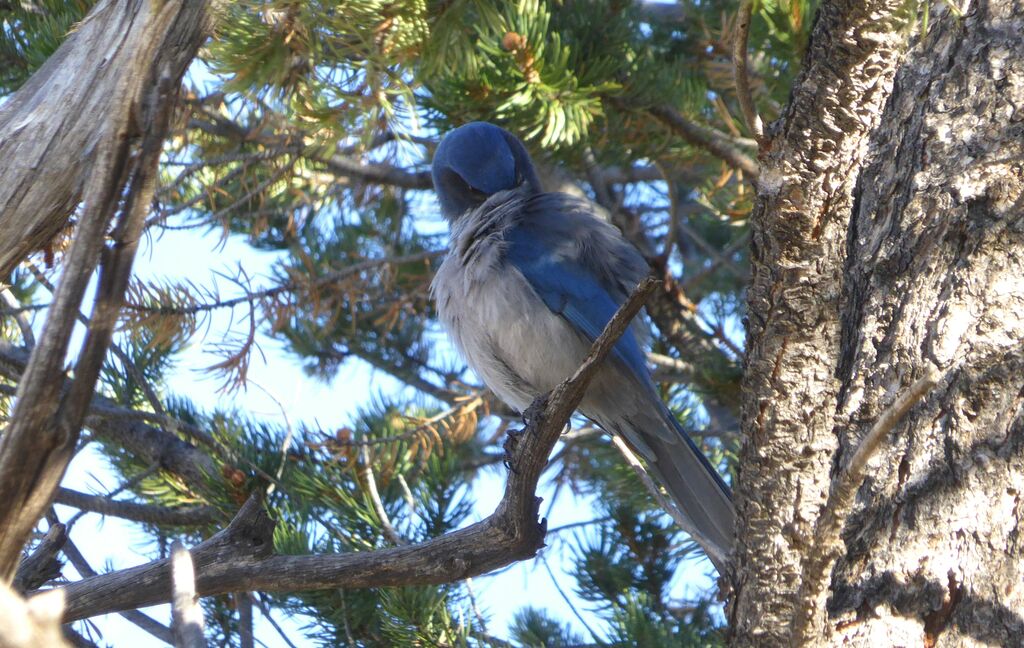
[59,533,174,645]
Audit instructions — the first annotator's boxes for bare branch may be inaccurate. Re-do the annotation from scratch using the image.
[13,523,66,593]
[733,0,764,140]
[358,447,408,547]
[55,488,219,527]
[790,368,940,643]
[171,542,206,648]
[54,278,660,622]
[647,104,759,178]
[59,534,174,645]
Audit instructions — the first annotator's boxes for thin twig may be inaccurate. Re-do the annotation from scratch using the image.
[540,555,601,643]
[463,577,489,633]
[125,249,440,317]
[255,594,299,648]
[358,446,408,547]
[656,160,682,260]
[171,541,206,648]
[64,464,161,530]
[790,368,941,644]
[675,219,745,280]
[733,0,764,140]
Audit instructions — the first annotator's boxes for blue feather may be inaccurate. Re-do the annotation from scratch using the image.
[505,226,651,385]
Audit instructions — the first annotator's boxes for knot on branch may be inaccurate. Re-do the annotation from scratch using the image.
[195,494,276,567]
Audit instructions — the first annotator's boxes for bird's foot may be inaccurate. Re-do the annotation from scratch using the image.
[503,398,547,473]
[502,427,524,473]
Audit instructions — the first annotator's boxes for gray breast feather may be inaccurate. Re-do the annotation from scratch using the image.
[431,190,597,411]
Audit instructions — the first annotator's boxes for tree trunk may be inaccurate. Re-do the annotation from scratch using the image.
[0,0,215,278]
[733,1,1024,646]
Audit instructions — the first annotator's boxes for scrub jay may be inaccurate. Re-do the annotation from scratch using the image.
[430,121,734,569]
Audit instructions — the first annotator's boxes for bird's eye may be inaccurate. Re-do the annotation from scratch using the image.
[450,172,487,201]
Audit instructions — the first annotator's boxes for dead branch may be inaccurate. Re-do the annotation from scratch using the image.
[13,524,66,593]
[0,0,216,277]
[732,0,764,140]
[59,533,174,645]
[790,368,940,643]
[53,277,660,622]
[55,488,220,527]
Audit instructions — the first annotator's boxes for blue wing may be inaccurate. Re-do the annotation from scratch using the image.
[504,205,651,387]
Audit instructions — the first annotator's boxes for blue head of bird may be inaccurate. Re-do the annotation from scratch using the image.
[431,122,541,220]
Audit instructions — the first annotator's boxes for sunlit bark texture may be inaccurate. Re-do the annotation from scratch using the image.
[0,0,214,277]
[734,1,1024,646]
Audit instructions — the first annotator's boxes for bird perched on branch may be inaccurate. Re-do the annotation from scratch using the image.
[430,121,734,570]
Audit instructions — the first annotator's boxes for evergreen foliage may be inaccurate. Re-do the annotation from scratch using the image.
[0,0,820,645]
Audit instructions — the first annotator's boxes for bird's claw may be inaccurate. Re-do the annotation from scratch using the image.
[502,427,525,473]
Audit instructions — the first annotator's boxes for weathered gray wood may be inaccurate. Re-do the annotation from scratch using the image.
[0,0,215,278]
[0,0,216,581]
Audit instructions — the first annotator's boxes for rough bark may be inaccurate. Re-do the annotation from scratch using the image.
[732,1,912,644]
[0,0,216,278]
[0,0,216,581]
[827,2,1024,645]
[734,1,1024,646]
